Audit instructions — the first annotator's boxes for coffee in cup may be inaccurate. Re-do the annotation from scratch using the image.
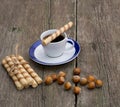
[40,29,74,58]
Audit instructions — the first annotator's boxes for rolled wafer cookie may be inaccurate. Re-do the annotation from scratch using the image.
[2,55,42,89]
[5,56,29,87]
[18,65,38,88]
[26,68,42,84]
[18,65,35,86]
[13,55,40,87]
[42,21,73,45]
[2,59,24,90]
[10,55,37,87]
[17,55,42,84]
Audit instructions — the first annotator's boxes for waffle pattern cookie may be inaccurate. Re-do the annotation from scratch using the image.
[2,55,42,90]
[42,21,73,45]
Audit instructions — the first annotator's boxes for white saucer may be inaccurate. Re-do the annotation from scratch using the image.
[29,39,80,66]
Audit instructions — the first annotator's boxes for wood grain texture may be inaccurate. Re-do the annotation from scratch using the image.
[0,0,48,107]
[41,0,76,107]
[77,0,120,107]
[0,0,120,107]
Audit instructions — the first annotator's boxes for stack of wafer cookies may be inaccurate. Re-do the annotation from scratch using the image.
[2,55,42,90]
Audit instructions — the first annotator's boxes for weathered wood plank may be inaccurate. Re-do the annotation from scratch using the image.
[41,0,77,107]
[77,0,120,107]
[1,0,119,107]
[0,0,49,107]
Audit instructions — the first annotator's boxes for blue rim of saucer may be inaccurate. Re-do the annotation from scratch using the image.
[29,38,80,66]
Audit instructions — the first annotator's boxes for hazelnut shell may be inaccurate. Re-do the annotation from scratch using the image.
[57,76,65,85]
[51,74,57,81]
[80,77,88,85]
[95,79,103,88]
[87,75,96,82]
[64,82,72,90]
[72,75,80,83]
[73,68,81,75]
[73,86,81,94]
[44,76,53,85]
[87,82,95,89]
[58,71,66,77]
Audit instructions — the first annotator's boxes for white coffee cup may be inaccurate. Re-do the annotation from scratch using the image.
[40,29,74,58]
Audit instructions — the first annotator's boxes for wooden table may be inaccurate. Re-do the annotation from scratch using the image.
[0,0,120,107]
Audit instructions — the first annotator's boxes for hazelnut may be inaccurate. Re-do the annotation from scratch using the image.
[44,76,53,85]
[73,86,81,94]
[72,75,80,83]
[73,68,81,75]
[95,79,103,88]
[80,77,88,85]
[50,74,57,81]
[58,71,66,77]
[64,82,72,90]
[87,75,96,82]
[57,76,65,85]
[87,82,95,89]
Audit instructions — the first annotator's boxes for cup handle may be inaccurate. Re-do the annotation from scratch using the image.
[65,38,74,51]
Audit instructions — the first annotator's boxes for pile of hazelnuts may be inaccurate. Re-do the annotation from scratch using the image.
[44,68,103,95]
